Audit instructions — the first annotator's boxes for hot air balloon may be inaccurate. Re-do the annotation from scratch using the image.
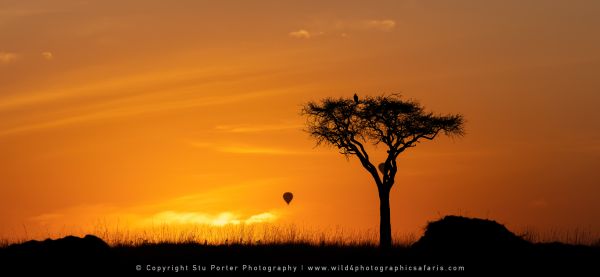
[283,192,293,205]
[378,162,385,174]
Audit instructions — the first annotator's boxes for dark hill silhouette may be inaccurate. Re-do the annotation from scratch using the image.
[413,215,530,252]
[3,234,114,274]
[14,234,109,251]
[412,216,599,273]
[1,217,598,275]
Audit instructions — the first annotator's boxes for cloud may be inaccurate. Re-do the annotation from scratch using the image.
[289,29,312,39]
[16,179,285,241]
[29,213,64,223]
[245,212,277,224]
[215,123,302,133]
[0,58,307,138]
[41,52,54,60]
[0,87,296,137]
[288,19,396,39]
[217,146,304,155]
[150,211,277,226]
[0,64,284,112]
[0,52,18,64]
[189,141,310,155]
[362,19,396,31]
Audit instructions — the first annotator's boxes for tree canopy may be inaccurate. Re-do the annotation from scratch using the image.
[302,94,464,192]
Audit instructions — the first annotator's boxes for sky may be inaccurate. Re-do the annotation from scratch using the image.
[1,0,599,242]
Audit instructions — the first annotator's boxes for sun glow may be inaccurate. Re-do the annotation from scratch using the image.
[148,211,278,227]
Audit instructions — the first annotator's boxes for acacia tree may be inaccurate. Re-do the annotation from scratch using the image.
[302,94,464,247]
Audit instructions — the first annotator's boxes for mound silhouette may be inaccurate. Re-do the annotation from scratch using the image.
[4,235,113,273]
[411,216,600,273]
[413,215,529,253]
[15,234,109,251]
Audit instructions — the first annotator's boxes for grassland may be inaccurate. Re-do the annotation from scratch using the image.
[1,219,599,275]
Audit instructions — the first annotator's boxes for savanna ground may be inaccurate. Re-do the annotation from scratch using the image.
[1,218,599,275]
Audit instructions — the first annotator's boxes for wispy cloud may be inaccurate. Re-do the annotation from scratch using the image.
[245,212,277,224]
[217,146,304,155]
[362,19,396,31]
[288,29,312,39]
[29,213,64,223]
[0,52,18,64]
[0,66,265,111]
[291,19,396,39]
[0,88,297,137]
[189,141,310,155]
[41,51,54,60]
[215,123,302,133]
[0,60,310,138]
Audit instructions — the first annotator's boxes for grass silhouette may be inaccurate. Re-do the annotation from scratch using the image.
[1,216,599,274]
[5,218,598,247]
[3,222,421,247]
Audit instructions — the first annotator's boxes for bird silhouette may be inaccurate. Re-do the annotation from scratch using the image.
[353,93,359,104]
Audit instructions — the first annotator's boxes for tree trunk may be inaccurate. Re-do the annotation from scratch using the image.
[379,189,392,248]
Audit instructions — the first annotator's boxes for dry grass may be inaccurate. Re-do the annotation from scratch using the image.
[2,222,598,247]
[98,224,415,247]
[518,226,600,246]
[0,238,9,248]
[0,222,417,247]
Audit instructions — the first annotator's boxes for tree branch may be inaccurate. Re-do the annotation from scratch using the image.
[348,138,383,188]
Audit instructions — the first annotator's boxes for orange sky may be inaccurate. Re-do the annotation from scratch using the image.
[1,0,599,241]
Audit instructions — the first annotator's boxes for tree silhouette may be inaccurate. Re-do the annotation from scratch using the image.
[302,94,464,247]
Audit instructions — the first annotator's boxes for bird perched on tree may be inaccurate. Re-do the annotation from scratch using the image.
[353,93,359,104]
